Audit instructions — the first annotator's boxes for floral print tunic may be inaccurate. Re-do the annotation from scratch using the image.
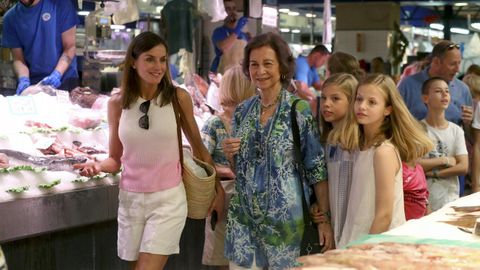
[201,115,230,166]
[225,89,327,269]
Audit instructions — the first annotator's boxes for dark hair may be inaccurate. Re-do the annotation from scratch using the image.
[242,32,295,87]
[421,76,448,95]
[466,64,480,76]
[431,40,460,59]
[328,51,366,81]
[310,44,330,55]
[121,31,175,109]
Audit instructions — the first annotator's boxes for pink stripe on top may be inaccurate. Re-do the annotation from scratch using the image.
[118,97,181,192]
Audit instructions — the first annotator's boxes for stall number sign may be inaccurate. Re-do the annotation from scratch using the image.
[55,90,71,104]
[7,96,37,115]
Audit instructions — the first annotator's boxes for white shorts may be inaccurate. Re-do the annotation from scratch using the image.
[117,182,187,261]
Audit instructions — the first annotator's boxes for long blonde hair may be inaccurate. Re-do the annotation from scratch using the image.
[219,65,256,107]
[318,73,358,148]
[344,74,433,162]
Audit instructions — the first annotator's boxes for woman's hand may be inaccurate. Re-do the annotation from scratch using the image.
[309,202,323,224]
[222,137,241,161]
[317,222,334,252]
[73,161,101,177]
[208,183,226,220]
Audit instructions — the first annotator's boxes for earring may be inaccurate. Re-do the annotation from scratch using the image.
[281,74,286,80]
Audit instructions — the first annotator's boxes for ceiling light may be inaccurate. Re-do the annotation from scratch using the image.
[279,8,290,13]
[110,25,126,30]
[454,3,468,7]
[429,23,444,30]
[451,27,470,35]
[472,23,480,30]
[288,11,299,16]
[291,29,301,33]
[306,13,316,18]
[280,28,290,32]
[77,11,90,16]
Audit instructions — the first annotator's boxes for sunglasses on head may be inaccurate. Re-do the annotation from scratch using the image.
[139,100,150,130]
[446,43,460,50]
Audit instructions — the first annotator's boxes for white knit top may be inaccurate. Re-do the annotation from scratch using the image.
[118,96,181,192]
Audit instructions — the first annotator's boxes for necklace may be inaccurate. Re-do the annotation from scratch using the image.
[260,91,281,112]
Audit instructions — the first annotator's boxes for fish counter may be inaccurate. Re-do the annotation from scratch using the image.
[0,91,129,269]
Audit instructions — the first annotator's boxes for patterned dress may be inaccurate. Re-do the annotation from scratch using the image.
[225,89,327,270]
[201,115,230,166]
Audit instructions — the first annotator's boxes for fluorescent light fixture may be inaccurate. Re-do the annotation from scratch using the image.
[451,27,470,34]
[331,16,336,21]
[288,11,300,16]
[110,24,126,30]
[126,28,132,32]
[472,23,480,30]
[156,6,163,13]
[429,23,444,30]
[306,13,316,18]
[454,2,468,7]
[154,15,161,19]
[77,11,90,16]
[280,28,290,33]
[291,29,301,33]
[279,8,290,13]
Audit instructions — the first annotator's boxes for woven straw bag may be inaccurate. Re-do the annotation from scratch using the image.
[172,88,217,219]
[182,153,216,219]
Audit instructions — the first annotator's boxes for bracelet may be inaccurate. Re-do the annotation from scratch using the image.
[319,211,331,219]
[432,168,439,178]
[318,220,331,225]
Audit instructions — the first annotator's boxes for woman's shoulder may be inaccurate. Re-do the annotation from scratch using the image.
[175,87,191,103]
[108,92,122,109]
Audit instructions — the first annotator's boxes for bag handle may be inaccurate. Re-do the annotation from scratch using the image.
[172,88,184,167]
[290,99,315,227]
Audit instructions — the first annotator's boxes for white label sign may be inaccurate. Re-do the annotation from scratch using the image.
[55,90,72,104]
[7,96,37,115]
[262,6,278,28]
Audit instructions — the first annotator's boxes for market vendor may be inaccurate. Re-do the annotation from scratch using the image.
[1,0,79,94]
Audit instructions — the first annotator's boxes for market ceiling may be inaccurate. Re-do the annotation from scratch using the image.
[276,0,480,28]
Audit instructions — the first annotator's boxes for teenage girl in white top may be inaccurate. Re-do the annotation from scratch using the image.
[338,74,433,247]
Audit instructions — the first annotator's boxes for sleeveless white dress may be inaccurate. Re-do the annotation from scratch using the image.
[338,141,406,248]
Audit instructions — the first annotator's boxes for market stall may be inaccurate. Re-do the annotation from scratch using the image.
[294,192,480,269]
[0,91,128,269]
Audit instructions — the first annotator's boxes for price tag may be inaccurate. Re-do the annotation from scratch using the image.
[55,89,71,104]
[7,96,37,115]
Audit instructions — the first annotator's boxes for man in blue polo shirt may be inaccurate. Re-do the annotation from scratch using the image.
[210,0,249,74]
[2,0,79,94]
[398,40,473,126]
[293,44,330,102]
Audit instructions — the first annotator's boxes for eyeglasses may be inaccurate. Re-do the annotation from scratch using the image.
[139,100,150,129]
[447,43,460,50]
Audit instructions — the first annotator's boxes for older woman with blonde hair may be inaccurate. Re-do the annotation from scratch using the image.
[201,64,256,269]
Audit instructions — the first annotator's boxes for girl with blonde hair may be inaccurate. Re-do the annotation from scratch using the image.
[201,65,256,269]
[313,73,359,247]
[465,74,480,193]
[338,74,433,247]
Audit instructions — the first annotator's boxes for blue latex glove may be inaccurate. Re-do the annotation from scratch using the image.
[16,76,30,95]
[234,16,248,37]
[41,70,62,88]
